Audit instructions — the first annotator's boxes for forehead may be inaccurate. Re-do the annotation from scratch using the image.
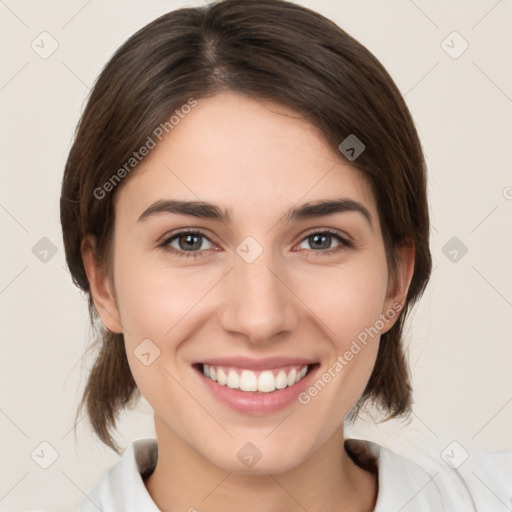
[115,91,377,223]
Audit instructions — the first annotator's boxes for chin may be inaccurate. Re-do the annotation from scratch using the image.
[203,439,312,475]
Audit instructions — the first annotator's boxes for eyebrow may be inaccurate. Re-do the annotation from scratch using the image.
[137,198,373,228]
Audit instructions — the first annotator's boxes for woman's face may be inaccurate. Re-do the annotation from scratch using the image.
[89,91,411,473]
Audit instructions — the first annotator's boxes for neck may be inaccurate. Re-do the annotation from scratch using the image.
[144,416,378,512]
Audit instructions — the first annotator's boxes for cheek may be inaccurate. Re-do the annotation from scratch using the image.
[114,262,202,407]
[113,249,211,341]
[296,255,389,344]
[293,255,389,402]
[292,271,387,426]
[112,253,223,391]
[114,240,390,350]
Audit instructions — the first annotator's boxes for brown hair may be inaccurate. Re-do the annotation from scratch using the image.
[60,0,432,453]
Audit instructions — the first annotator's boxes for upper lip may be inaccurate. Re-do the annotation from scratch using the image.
[194,356,318,371]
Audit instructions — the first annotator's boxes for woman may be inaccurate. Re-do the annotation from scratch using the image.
[60,0,511,510]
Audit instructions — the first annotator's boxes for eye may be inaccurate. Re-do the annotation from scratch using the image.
[159,228,352,259]
[296,229,352,256]
[159,229,214,258]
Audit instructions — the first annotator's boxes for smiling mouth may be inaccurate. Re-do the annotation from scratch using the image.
[194,363,319,393]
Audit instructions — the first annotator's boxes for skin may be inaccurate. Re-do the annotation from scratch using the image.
[83,91,415,512]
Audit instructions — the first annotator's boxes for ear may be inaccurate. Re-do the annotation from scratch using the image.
[81,234,123,333]
[380,240,415,333]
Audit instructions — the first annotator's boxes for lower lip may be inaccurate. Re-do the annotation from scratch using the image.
[196,364,319,415]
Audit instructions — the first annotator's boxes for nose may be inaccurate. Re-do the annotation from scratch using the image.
[218,247,299,346]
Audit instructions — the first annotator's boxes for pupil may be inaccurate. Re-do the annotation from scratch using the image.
[177,234,332,252]
[312,234,330,250]
[181,234,200,250]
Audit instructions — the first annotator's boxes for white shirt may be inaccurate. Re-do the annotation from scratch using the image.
[75,437,512,511]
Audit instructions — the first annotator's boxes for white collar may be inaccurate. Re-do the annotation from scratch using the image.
[76,437,502,511]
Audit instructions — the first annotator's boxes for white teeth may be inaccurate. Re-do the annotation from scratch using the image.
[201,364,310,393]
[217,368,227,385]
[257,371,275,393]
[275,370,287,389]
[240,370,257,391]
[227,370,240,389]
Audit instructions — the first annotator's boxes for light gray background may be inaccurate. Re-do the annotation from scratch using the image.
[1,0,511,510]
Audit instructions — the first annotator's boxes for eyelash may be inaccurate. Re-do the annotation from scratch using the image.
[158,228,353,259]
